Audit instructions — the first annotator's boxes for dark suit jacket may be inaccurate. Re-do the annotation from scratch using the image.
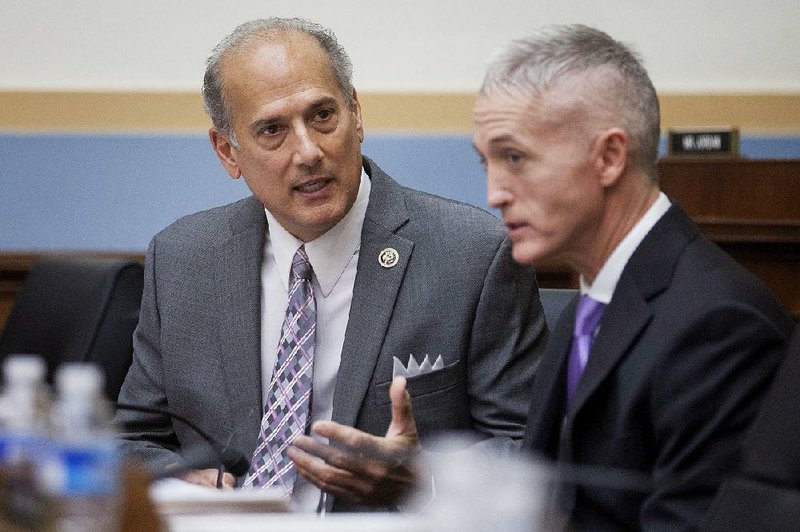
[703,323,800,531]
[117,157,547,509]
[522,204,794,530]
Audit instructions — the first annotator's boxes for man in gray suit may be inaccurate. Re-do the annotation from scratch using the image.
[116,17,546,512]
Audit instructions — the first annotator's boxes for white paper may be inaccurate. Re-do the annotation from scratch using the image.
[150,478,289,514]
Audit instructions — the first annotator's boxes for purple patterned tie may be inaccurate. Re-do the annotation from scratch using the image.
[565,295,606,407]
[243,246,316,495]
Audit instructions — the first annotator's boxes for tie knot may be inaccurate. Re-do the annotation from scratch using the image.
[574,295,606,337]
[291,246,313,281]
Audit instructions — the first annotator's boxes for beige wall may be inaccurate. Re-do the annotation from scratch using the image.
[2,91,800,134]
[2,0,798,92]
[2,0,798,133]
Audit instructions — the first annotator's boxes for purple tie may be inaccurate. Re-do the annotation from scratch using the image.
[566,295,606,407]
[243,246,316,495]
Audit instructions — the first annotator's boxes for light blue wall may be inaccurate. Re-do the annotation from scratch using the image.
[1,133,798,252]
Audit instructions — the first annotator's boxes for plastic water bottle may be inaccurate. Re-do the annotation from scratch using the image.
[39,362,122,532]
[0,354,54,529]
[0,354,50,461]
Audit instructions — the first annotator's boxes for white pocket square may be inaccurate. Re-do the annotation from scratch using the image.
[393,354,445,378]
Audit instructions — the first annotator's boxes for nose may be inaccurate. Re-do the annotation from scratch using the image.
[292,124,323,169]
[486,168,512,209]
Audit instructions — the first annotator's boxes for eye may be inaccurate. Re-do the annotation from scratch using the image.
[507,152,523,164]
[315,108,334,121]
[260,123,281,136]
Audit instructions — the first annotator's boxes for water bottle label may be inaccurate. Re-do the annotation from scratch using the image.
[0,432,44,465]
[63,446,120,495]
[39,441,120,496]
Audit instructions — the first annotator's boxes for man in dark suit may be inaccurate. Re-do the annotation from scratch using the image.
[116,17,546,512]
[472,24,795,530]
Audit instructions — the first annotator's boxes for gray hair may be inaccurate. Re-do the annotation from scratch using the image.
[480,24,660,179]
[202,17,354,147]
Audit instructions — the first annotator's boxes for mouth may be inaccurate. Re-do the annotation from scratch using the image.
[293,178,332,194]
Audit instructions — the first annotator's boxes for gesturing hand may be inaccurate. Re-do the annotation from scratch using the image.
[288,377,423,506]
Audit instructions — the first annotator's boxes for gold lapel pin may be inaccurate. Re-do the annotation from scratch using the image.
[378,247,399,268]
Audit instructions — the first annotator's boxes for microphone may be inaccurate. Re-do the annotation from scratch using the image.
[115,402,250,486]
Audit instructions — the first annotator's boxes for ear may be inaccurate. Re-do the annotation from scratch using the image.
[594,128,628,188]
[350,88,364,143]
[209,128,242,180]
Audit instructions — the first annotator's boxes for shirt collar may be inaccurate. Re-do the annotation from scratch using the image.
[265,167,370,297]
[580,192,671,303]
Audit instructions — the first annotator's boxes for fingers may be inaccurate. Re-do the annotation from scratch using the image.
[292,434,359,470]
[288,440,376,504]
[309,378,419,462]
[388,377,417,439]
[285,379,420,507]
[179,468,220,488]
[219,471,236,489]
[311,420,379,447]
[289,436,389,483]
[289,438,415,506]
[311,421,392,459]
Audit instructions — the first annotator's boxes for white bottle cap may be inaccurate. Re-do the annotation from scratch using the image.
[55,362,104,398]
[3,354,46,384]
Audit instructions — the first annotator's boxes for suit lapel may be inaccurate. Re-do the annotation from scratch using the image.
[569,282,651,414]
[214,197,266,455]
[569,203,698,418]
[331,159,412,427]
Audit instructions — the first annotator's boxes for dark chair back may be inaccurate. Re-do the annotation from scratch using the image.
[0,255,143,402]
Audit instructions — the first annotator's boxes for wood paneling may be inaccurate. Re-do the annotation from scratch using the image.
[658,158,800,316]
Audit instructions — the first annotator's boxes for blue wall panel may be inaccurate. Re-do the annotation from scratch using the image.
[1,134,249,251]
[1,133,798,252]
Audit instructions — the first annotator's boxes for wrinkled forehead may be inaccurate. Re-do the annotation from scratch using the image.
[473,88,607,158]
[473,84,568,131]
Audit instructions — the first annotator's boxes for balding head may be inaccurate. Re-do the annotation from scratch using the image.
[203,17,354,146]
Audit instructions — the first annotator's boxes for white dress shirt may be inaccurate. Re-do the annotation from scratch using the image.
[260,168,371,510]
[580,192,671,303]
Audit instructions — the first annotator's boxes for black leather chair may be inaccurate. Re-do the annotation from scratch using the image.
[0,255,143,402]
[539,288,578,329]
[704,322,800,531]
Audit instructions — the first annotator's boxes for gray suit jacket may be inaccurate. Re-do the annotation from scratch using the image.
[117,157,547,507]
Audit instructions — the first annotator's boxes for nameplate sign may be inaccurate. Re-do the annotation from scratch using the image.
[668,128,740,157]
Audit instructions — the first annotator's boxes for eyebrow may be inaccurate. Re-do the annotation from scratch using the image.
[249,96,341,133]
[310,96,338,109]
[486,134,517,146]
[473,135,518,155]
